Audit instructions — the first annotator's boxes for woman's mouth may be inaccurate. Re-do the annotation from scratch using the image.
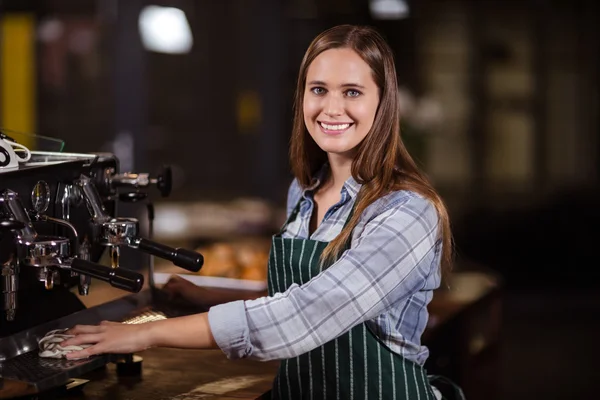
[318,121,354,135]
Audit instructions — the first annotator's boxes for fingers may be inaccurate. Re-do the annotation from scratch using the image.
[162,279,176,291]
[61,333,103,347]
[100,320,120,326]
[65,345,99,360]
[163,276,182,290]
[65,324,105,335]
[65,320,118,335]
[165,275,183,285]
[163,277,187,299]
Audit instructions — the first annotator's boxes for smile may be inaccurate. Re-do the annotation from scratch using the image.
[318,122,353,133]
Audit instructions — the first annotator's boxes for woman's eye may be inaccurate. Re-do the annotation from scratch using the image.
[311,87,325,95]
[346,90,361,97]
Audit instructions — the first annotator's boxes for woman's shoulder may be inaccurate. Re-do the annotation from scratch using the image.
[362,189,439,227]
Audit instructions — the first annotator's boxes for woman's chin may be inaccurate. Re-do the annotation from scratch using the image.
[315,138,350,153]
[321,147,359,161]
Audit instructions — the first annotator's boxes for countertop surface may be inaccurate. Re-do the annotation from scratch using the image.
[1,265,500,399]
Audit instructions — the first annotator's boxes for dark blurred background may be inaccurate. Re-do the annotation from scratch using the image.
[0,0,598,398]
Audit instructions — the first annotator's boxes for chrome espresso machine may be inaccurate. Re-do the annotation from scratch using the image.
[0,147,204,398]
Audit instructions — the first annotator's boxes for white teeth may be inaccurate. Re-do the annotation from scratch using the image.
[320,122,351,130]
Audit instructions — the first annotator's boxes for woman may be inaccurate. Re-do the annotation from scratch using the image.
[63,24,461,399]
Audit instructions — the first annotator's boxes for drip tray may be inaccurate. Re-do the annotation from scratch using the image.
[1,351,106,394]
[0,289,206,397]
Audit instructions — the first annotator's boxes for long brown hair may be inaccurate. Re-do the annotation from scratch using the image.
[289,24,453,271]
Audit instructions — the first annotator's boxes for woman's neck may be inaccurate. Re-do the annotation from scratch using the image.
[324,153,353,192]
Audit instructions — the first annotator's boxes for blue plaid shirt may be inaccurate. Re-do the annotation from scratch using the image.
[209,172,442,365]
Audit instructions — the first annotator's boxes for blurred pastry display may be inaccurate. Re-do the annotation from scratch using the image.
[195,239,270,281]
[153,198,283,242]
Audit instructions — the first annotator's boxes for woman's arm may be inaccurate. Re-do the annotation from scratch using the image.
[209,193,441,361]
[163,275,264,307]
[62,313,218,360]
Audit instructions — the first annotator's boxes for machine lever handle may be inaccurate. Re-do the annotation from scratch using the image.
[134,238,203,272]
[70,258,144,293]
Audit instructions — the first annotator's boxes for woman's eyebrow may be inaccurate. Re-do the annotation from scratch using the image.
[307,80,365,89]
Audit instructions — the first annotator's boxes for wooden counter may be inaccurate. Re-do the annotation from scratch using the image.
[70,348,278,400]
[35,266,501,400]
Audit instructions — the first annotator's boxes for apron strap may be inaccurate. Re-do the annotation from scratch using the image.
[278,200,302,235]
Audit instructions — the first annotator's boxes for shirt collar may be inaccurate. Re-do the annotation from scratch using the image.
[301,164,326,199]
[343,175,361,198]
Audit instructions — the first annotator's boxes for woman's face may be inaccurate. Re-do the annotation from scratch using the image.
[303,48,380,162]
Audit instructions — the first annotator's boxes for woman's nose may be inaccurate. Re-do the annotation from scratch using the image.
[324,94,344,116]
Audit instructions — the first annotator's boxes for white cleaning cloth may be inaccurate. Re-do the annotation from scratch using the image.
[38,329,91,360]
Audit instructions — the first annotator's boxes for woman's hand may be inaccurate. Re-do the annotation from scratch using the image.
[162,274,207,306]
[62,321,152,360]
[162,274,266,306]
[63,314,217,358]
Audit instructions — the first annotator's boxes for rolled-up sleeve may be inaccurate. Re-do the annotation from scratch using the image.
[208,300,250,358]
[208,194,439,361]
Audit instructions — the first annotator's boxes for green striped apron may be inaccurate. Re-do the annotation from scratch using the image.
[266,203,451,400]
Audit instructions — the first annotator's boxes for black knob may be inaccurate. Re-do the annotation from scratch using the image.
[0,220,25,231]
[119,192,148,203]
[156,165,172,197]
[135,238,203,272]
[70,259,144,293]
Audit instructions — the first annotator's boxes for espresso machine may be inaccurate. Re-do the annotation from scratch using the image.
[0,149,204,397]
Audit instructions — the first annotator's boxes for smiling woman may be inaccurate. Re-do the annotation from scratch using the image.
[63,24,461,400]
